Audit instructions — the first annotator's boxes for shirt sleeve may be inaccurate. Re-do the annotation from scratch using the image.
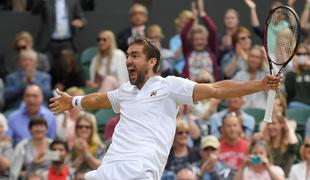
[107,89,120,113]
[166,76,196,105]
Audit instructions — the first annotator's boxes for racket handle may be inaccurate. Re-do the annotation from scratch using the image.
[263,90,276,123]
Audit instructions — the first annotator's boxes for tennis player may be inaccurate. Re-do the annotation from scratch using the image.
[49,38,280,180]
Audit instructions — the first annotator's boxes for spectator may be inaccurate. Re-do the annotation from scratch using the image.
[176,168,198,180]
[7,31,50,74]
[233,140,285,180]
[169,10,195,74]
[56,87,86,148]
[181,0,220,81]
[31,0,87,68]
[219,112,250,169]
[10,117,52,180]
[258,112,298,176]
[219,9,240,59]
[117,3,148,52]
[195,135,235,180]
[176,105,201,147]
[0,78,4,111]
[289,137,310,180]
[0,114,13,179]
[208,96,255,139]
[146,24,178,77]
[221,26,252,79]
[41,139,72,179]
[4,49,52,109]
[232,46,268,109]
[285,44,310,109]
[86,30,128,92]
[51,49,85,91]
[244,0,283,40]
[11,0,33,12]
[71,113,105,170]
[6,84,56,146]
[165,120,200,176]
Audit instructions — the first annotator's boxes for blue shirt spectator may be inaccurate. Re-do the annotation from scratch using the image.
[208,109,255,139]
[5,84,56,146]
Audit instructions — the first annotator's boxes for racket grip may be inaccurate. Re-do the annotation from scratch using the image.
[263,90,276,123]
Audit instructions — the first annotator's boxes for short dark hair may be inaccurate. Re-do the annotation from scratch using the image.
[28,116,48,130]
[129,37,161,73]
[50,139,69,152]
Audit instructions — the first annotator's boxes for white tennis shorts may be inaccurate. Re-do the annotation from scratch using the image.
[84,160,159,180]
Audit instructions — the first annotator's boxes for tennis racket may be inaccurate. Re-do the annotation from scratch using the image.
[263,5,300,123]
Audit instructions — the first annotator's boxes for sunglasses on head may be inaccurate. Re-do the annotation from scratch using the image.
[97,37,108,43]
[77,125,91,129]
[176,131,189,135]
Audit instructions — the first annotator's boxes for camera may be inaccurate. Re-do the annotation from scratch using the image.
[45,151,60,161]
[251,156,261,165]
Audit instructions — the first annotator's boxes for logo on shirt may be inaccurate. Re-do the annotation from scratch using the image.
[150,90,157,97]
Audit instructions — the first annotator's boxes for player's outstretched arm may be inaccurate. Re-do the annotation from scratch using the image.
[49,89,111,114]
[193,75,280,101]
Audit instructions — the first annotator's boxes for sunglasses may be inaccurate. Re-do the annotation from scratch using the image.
[97,37,108,43]
[16,46,27,50]
[305,144,310,148]
[77,125,91,130]
[238,36,251,41]
[296,52,308,56]
[176,131,189,135]
[203,147,217,151]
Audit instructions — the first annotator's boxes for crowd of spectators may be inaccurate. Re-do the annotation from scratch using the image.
[0,0,310,179]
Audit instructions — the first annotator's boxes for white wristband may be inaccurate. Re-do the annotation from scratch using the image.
[72,96,84,110]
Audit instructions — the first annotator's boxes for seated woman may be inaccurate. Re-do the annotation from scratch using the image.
[164,120,201,177]
[0,114,13,179]
[51,49,85,91]
[234,140,285,180]
[86,30,128,92]
[10,116,52,180]
[221,26,252,79]
[289,137,310,180]
[256,109,299,176]
[71,113,105,170]
[8,31,50,74]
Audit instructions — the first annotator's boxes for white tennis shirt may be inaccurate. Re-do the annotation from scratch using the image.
[105,76,196,176]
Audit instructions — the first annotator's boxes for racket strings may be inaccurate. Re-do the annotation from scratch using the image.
[267,8,299,65]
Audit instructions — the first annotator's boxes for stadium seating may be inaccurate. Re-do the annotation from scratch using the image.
[287,108,310,136]
[80,46,98,80]
[243,107,265,131]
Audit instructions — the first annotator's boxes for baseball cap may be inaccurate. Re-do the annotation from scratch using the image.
[200,135,220,149]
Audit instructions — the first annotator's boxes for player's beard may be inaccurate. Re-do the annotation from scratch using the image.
[129,64,148,86]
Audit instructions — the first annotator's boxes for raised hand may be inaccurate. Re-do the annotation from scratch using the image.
[191,1,198,19]
[244,0,256,9]
[197,0,206,17]
[49,89,73,115]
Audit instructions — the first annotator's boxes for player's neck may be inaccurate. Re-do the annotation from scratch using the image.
[136,73,155,89]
